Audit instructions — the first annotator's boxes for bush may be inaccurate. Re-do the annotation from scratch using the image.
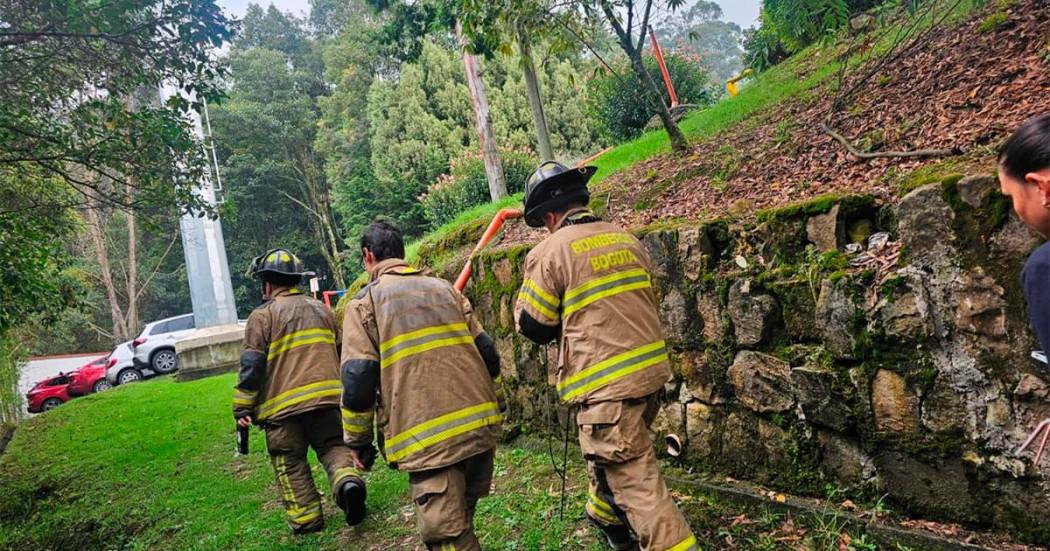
[584,52,714,143]
[420,148,538,228]
[742,13,791,71]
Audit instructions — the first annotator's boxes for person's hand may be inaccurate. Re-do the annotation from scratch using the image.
[237,416,252,428]
[348,447,367,470]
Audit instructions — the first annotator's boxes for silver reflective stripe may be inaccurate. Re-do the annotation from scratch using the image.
[384,405,499,458]
[561,273,649,309]
[558,346,667,400]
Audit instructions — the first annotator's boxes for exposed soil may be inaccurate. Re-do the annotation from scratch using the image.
[594,0,1050,229]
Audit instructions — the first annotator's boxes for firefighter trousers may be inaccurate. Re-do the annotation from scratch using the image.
[264,407,362,532]
[577,395,700,551]
[407,448,495,551]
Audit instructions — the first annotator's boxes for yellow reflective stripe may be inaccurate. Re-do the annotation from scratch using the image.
[387,414,501,462]
[332,466,361,485]
[586,502,622,525]
[287,501,322,524]
[269,327,333,353]
[381,335,474,368]
[385,402,501,462]
[386,402,496,448]
[233,388,256,406]
[519,290,559,321]
[668,534,700,551]
[276,456,297,508]
[558,341,664,392]
[342,408,373,434]
[379,322,469,353]
[256,380,342,419]
[589,492,615,515]
[562,268,651,317]
[564,268,647,302]
[523,279,559,306]
[267,328,335,361]
[561,352,667,402]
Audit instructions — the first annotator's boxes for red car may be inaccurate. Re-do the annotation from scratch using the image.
[67,355,113,396]
[26,373,73,413]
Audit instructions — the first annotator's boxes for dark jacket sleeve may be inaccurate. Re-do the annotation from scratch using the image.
[234,308,270,419]
[1023,246,1050,355]
[517,311,560,345]
[474,332,501,378]
[340,296,380,447]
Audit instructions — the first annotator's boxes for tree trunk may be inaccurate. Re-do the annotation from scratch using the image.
[456,20,508,201]
[85,197,129,342]
[517,23,554,162]
[627,49,688,153]
[124,182,139,335]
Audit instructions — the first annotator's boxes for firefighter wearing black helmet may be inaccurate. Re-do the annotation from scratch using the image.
[515,162,700,551]
[234,248,366,534]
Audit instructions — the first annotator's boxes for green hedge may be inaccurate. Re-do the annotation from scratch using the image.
[420,149,537,229]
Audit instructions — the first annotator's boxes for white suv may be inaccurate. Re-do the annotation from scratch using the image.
[129,314,195,378]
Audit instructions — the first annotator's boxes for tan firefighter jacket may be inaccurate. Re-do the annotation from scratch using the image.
[233,288,342,423]
[515,208,672,405]
[340,258,501,472]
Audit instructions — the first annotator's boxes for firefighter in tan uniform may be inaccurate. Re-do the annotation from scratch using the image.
[515,162,700,551]
[234,248,366,534]
[341,220,502,551]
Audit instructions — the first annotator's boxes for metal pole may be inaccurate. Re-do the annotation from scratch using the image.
[160,84,238,328]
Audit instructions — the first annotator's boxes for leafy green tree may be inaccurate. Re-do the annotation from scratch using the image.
[653,1,744,85]
[210,8,347,301]
[1,0,233,214]
[585,52,713,142]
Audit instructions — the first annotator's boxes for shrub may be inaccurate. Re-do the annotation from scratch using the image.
[584,51,714,143]
[420,148,538,228]
[742,12,791,71]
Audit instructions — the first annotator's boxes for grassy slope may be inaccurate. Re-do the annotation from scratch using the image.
[0,375,913,551]
[402,0,987,265]
[0,375,603,551]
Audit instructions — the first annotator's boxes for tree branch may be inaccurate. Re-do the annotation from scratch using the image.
[820,122,958,160]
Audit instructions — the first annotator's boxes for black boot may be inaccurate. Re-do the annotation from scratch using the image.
[336,478,367,526]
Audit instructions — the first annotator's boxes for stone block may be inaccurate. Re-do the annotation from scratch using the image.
[874,451,978,523]
[727,280,779,347]
[817,430,876,487]
[678,226,715,282]
[790,365,852,431]
[806,204,843,252]
[871,268,933,342]
[641,230,677,281]
[695,291,725,343]
[728,351,794,413]
[816,279,857,359]
[659,287,690,345]
[871,369,920,433]
[897,184,955,266]
[956,175,996,208]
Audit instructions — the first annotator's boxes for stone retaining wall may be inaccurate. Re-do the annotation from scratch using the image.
[441,176,1050,543]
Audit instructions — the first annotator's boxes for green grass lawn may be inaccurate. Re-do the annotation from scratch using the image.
[0,374,604,551]
[0,373,941,550]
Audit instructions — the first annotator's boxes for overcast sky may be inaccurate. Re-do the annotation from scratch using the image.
[216,0,762,30]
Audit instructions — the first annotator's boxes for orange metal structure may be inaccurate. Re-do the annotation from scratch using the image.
[453,208,523,292]
[648,25,678,108]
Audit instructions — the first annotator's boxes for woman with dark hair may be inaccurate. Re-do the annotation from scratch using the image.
[999,113,1050,352]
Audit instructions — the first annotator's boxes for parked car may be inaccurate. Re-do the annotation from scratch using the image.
[26,373,72,413]
[67,355,112,396]
[106,341,148,386]
[130,314,195,376]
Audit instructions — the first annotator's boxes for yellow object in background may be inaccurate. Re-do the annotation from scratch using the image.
[726,68,755,97]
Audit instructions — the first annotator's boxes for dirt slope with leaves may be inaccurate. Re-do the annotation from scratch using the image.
[597,0,1049,229]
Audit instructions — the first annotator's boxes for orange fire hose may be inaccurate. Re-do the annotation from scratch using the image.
[648,25,678,108]
[453,208,523,291]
